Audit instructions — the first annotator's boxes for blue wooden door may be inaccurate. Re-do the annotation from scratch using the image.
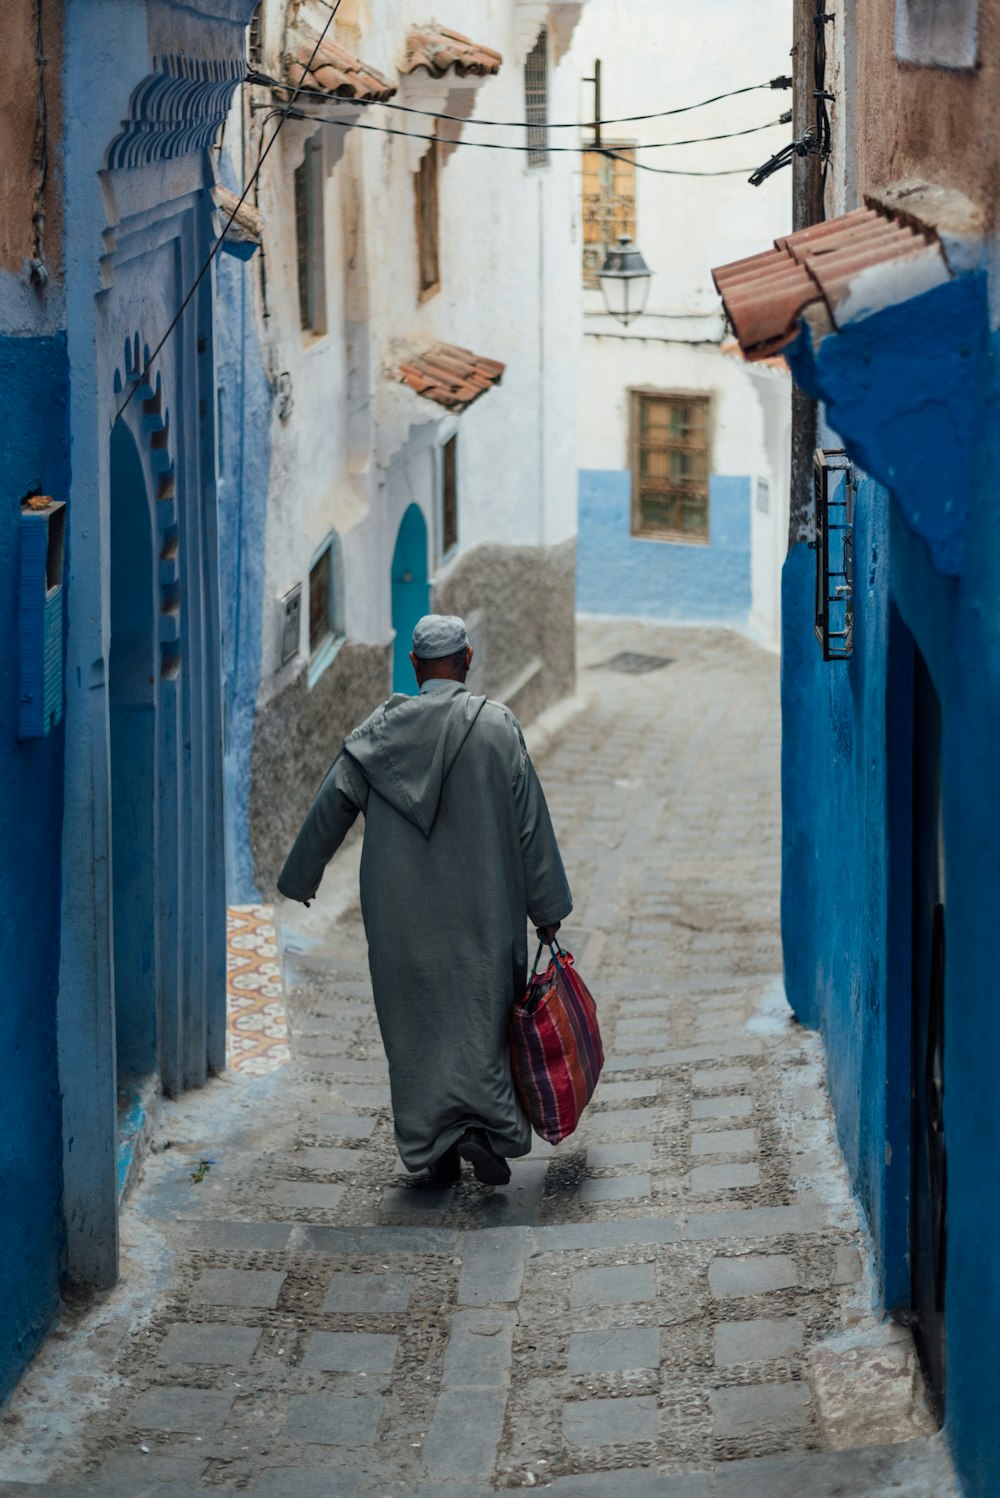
[391,504,430,693]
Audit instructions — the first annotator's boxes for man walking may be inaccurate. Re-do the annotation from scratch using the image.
[278,615,572,1186]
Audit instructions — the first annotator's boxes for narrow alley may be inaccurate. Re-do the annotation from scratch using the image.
[0,624,955,1497]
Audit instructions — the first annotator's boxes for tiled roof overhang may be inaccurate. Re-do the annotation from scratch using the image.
[711,206,951,362]
[397,344,505,410]
[402,26,502,78]
[284,35,397,103]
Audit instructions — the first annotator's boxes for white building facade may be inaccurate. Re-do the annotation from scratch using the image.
[568,0,792,649]
[216,0,586,893]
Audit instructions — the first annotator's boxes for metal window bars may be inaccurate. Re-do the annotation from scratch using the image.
[811,448,854,660]
[524,29,549,168]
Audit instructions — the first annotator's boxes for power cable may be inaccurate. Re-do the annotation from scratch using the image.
[114,0,345,421]
[275,105,790,169]
[602,146,771,178]
[749,12,832,186]
[246,69,792,130]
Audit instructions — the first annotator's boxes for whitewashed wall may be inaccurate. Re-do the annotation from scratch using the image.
[568,0,792,649]
[223,0,583,688]
[218,0,586,889]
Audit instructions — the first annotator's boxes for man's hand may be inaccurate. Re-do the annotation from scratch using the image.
[535,921,561,944]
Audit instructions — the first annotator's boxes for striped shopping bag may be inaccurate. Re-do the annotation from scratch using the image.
[510,943,604,1144]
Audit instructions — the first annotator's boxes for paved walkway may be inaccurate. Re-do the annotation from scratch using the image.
[0,623,957,1497]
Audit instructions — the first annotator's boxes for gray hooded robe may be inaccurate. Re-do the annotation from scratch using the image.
[277,679,573,1171]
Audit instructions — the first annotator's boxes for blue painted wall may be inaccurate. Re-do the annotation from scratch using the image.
[781,276,1000,1497]
[577,470,751,623]
[216,237,271,902]
[0,332,70,1401]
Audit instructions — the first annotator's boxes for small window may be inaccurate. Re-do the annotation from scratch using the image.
[294,136,326,333]
[248,3,263,66]
[442,436,458,557]
[582,145,636,288]
[415,139,440,298]
[309,545,333,655]
[896,0,978,68]
[630,392,711,542]
[524,29,549,168]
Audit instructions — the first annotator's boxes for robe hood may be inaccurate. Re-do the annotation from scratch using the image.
[344,682,488,836]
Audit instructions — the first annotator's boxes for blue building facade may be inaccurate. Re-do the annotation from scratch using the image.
[0,0,256,1403]
[716,186,1000,1491]
[780,264,1000,1497]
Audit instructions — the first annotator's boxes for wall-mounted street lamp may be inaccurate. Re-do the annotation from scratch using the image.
[597,234,653,326]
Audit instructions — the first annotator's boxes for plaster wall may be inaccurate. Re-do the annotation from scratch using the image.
[578,471,750,624]
[0,333,70,1403]
[780,271,1000,1495]
[55,0,253,1295]
[566,0,791,639]
[853,0,1000,222]
[0,1,63,283]
[576,335,784,635]
[221,0,583,896]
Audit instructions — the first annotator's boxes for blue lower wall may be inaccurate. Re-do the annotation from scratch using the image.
[0,332,70,1401]
[782,310,1000,1498]
[577,470,751,623]
[216,247,271,902]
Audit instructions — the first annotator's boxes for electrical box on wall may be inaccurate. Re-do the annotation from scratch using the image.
[19,496,66,739]
[279,584,301,668]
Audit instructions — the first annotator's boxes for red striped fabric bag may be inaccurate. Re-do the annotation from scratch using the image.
[510,942,604,1144]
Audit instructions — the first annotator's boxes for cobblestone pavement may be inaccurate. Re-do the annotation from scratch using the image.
[0,623,958,1497]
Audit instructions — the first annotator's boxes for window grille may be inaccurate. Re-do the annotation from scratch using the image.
[279,584,301,667]
[524,29,549,168]
[582,146,636,288]
[309,545,333,655]
[248,3,263,66]
[811,448,854,660]
[415,140,440,298]
[442,436,458,556]
[294,137,326,333]
[630,392,711,541]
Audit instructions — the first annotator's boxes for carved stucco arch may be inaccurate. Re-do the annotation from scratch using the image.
[112,333,181,679]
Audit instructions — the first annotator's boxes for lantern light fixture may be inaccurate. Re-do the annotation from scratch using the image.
[597,234,653,326]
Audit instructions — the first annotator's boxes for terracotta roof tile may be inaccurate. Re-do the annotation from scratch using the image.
[402,25,502,78]
[711,205,951,361]
[397,343,505,411]
[284,34,397,103]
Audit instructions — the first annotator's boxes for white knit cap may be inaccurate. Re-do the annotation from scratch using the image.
[411,614,470,659]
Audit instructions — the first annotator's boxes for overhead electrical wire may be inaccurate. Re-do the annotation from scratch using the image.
[602,146,776,178]
[245,70,792,130]
[114,0,345,420]
[271,104,791,170]
[115,53,792,421]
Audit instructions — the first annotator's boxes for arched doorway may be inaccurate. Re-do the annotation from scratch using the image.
[109,420,158,1085]
[391,503,430,692]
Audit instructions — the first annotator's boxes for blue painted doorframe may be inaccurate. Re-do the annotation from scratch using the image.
[391,503,430,693]
[109,421,158,1086]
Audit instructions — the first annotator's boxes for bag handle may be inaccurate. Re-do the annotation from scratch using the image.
[530,938,566,980]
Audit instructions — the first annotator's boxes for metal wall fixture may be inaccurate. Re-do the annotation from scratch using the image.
[18,495,66,737]
[811,448,854,660]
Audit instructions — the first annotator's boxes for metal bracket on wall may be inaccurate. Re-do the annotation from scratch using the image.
[810,447,854,660]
